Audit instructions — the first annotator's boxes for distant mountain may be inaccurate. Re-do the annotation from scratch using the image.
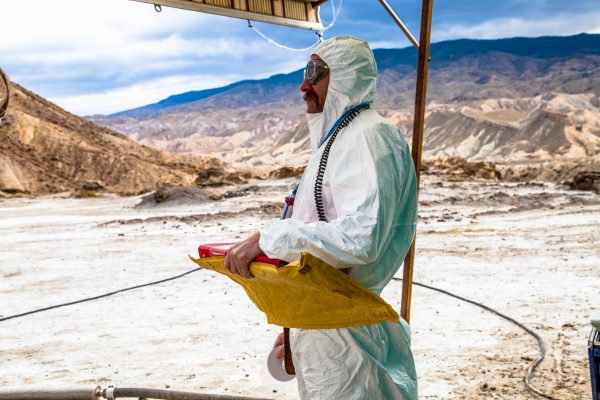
[421,93,600,160]
[90,33,600,165]
[0,83,229,196]
[103,70,305,121]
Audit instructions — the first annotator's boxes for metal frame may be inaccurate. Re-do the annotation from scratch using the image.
[0,1,434,399]
[131,0,324,31]
[130,0,434,323]
[373,0,434,323]
[400,0,434,323]
[378,0,419,49]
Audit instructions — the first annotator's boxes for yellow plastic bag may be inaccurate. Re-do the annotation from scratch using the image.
[190,252,399,329]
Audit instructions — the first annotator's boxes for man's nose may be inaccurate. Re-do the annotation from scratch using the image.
[300,78,312,92]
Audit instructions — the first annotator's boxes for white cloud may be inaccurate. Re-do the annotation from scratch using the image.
[369,39,412,50]
[2,0,259,69]
[52,73,237,116]
[433,12,600,42]
[1,0,309,114]
[1,0,210,47]
[4,0,597,117]
[50,55,307,116]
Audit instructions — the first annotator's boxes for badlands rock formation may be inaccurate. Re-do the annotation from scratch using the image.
[91,34,600,167]
[389,93,600,161]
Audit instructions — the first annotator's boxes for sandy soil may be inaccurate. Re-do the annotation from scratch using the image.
[0,176,598,399]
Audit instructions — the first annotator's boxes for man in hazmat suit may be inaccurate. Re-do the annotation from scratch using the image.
[225,36,418,399]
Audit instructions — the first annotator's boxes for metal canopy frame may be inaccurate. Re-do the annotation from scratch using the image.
[131,0,434,323]
[378,0,420,49]
[399,0,434,323]
[0,3,432,399]
[366,0,434,323]
[131,0,324,30]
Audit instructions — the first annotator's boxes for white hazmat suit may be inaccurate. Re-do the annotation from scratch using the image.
[259,36,418,399]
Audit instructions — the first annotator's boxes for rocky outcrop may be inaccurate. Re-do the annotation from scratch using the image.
[422,157,502,181]
[135,186,213,208]
[566,171,600,193]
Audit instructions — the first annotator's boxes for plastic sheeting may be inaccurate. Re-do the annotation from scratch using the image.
[190,252,399,329]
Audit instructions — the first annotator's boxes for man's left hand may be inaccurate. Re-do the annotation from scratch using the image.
[224,231,263,279]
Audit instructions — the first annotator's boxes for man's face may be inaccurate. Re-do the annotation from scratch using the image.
[301,54,330,113]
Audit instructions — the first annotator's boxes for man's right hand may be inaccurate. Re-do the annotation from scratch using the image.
[224,231,262,279]
[273,332,285,360]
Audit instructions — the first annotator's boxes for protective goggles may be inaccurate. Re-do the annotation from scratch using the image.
[304,59,330,85]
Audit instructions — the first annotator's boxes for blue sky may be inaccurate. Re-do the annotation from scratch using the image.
[1,0,599,115]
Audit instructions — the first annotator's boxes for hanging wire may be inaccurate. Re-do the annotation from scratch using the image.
[248,20,321,52]
[321,0,344,30]
[248,0,344,52]
[0,268,200,322]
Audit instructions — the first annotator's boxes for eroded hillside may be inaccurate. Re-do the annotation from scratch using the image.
[0,83,233,196]
[91,34,600,166]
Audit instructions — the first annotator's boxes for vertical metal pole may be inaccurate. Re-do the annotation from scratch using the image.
[401,0,434,323]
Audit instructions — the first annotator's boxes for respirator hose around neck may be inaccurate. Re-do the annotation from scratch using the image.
[314,104,370,222]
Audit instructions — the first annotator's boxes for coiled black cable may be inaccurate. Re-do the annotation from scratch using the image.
[314,104,370,221]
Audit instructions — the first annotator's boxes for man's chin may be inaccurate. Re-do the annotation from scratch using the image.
[304,102,322,114]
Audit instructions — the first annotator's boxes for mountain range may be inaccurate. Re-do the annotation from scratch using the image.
[89,33,600,166]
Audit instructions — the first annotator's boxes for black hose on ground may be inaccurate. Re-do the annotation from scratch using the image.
[393,278,559,400]
[0,388,99,400]
[0,269,201,322]
[0,267,562,400]
[112,387,270,399]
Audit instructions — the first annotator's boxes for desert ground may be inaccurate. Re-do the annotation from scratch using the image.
[0,176,598,399]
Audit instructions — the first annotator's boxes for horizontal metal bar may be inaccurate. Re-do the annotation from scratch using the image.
[114,387,271,399]
[0,387,271,400]
[0,388,99,400]
[130,0,324,31]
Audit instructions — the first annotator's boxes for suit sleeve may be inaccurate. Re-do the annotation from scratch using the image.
[259,128,398,269]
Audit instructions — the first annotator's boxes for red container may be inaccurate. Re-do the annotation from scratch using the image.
[198,243,282,267]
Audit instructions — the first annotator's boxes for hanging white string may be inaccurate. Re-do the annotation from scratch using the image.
[248,0,344,52]
[321,0,344,30]
[248,20,321,52]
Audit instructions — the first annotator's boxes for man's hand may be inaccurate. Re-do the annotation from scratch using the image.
[273,332,285,360]
[224,231,263,279]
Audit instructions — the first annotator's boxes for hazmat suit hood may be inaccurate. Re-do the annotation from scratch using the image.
[307,36,378,149]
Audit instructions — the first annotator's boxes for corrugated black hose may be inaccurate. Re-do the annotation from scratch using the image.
[314,104,370,221]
